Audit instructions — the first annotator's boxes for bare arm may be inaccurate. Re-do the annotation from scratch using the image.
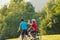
[28,26,31,31]
[28,24,32,31]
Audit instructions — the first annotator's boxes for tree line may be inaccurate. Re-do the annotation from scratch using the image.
[0,0,60,40]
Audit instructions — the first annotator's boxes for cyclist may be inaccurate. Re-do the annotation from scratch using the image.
[28,19,38,40]
[17,18,28,40]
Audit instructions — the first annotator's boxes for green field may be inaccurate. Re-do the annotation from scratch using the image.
[6,35,60,40]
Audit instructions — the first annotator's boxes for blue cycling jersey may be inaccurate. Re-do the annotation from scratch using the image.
[19,21,28,30]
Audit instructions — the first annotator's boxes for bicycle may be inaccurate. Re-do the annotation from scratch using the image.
[28,30,41,40]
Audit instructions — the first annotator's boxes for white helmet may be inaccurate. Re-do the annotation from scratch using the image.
[31,19,36,22]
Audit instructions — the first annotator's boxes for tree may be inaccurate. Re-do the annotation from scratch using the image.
[0,0,35,39]
[4,0,35,38]
[40,0,60,35]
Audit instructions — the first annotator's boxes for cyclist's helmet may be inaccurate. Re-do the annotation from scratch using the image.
[31,19,36,22]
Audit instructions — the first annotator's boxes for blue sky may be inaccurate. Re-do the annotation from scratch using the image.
[0,0,49,11]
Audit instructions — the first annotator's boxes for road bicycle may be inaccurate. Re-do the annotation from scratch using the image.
[28,30,41,40]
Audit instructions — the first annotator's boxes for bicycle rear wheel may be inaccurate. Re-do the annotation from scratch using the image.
[36,32,41,40]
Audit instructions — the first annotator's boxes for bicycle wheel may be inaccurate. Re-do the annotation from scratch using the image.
[36,32,41,40]
[31,32,41,40]
[30,33,36,40]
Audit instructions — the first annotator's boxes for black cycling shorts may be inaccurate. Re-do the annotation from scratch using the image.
[22,30,28,36]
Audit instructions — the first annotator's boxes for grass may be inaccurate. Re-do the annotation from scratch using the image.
[42,35,60,40]
[6,34,60,40]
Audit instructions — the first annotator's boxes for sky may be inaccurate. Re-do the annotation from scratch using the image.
[0,0,49,12]
[0,0,10,8]
[29,0,49,12]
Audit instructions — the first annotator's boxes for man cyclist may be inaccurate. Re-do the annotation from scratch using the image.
[28,19,38,40]
[17,18,28,40]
